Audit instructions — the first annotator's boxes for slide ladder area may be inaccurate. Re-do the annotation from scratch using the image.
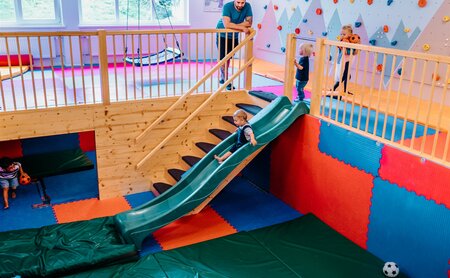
[114,96,309,250]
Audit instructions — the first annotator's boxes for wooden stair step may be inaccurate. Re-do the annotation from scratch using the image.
[168,168,185,182]
[249,90,278,102]
[195,142,216,154]
[154,182,172,195]
[182,155,201,167]
[236,103,262,115]
[209,129,232,140]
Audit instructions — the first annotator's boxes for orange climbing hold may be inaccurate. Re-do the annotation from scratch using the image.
[418,0,427,7]
[316,8,323,15]
[432,73,441,81]
[368,0,373,5]
[277,25,282,31]
[376,64,383,72]
[257,23,262,29]
[383,25,389,33]
[333,0,338,3]
[295,28,300,34]
[274,5,279,10]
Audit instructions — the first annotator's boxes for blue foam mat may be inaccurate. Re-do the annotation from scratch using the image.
[210,177,301,232]
[125,191,156,209]
[21,133,80,156]
[321,98,436,141]
[319,121,383,176]
[43,151,99,204]
[367,178,450,278]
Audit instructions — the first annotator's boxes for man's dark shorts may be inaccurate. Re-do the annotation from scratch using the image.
[217,35,239,60]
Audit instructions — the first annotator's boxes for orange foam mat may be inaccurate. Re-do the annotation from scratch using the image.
[53,197,131,224]
[153,206,237,251]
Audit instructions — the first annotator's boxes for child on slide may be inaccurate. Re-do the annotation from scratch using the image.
[214,109,257,163]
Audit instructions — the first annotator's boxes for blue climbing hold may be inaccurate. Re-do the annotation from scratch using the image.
[355,22,362,28]
[302,19,308,23]
[281,47,286,53]
[397,68,402,75]
[387,0,393,5]
[322,31,328,36]
[266,43,271,48]
[263,5,267,9]
[391,40,398,46]
[329,55,333,61]
[369,39,376,46]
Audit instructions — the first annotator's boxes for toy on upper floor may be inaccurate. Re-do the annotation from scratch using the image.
[19,173,31,185]
[383,262,400,277]
[338,33,361,55]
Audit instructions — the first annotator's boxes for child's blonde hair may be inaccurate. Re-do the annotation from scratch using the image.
[341,24,353,34]
[299,43,314,57]
[233,109,248,121]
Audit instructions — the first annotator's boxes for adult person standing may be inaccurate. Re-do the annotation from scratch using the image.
[216,0,253,90]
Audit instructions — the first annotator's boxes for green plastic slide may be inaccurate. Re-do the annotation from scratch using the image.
[114,96,309,250]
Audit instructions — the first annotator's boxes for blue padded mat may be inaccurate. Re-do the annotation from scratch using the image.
[125,191,156,209]
[210,177,301,232]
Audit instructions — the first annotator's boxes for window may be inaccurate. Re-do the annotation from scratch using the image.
[0,0,61,26]
[79,0,188,26]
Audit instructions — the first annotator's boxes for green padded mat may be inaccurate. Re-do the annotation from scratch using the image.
[0,217,137,277]
[18,148,94,178]
[69,214,406,278]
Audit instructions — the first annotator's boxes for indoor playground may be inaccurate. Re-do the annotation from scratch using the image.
[0,0,449,277]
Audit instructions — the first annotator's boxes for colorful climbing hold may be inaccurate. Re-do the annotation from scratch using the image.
[387,0,394,5]
[350,0,355,3]
[263,5,267,9]
[333,0,338,3]
[355,22,362,28]
[257,23,262,29]
[322,31,328,36]
[383,25,389,33]
[422,44,430,51]
[281,47,286,53]
[404,27,410,33]
[266,43,271,48]
[295,28,301,34]
[432,73,441,81]
[368,0,373,5]
[418,0,427,8]
[302,18,308,23]
[397,68,402,75]
[443,16,450,22]
[274,5,279,10]
[369,39,376,45]
[329,55,333,61]
[376,64,383,72]
[316,8,323,15]
[277,25,282,31]
[292,6,296,11]
[391,40,398,46]
[308,30,314,35]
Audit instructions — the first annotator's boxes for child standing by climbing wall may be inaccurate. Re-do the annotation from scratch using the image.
[293,43,314,102]
[333,24,356,94]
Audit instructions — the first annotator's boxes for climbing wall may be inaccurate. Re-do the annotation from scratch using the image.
[270,115,450,278]
[252,0,449,67]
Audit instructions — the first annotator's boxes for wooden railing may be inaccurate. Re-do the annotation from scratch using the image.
[0,28,252,111]
[286,35,450,166]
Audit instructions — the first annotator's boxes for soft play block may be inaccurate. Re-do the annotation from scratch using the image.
[367,178,450,278]
[319,121,382,176]
[21,133,80,156]
[0,140,22,158]
[271,115,374,249]
[0,54,32,66]
[379,144,450,209]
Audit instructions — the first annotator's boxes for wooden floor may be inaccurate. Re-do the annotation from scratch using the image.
[249,58,450,133]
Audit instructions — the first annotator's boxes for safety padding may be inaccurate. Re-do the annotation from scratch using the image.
[153,206,237,251]
[319,121,382,176]
[0,140,22,158]
[367,178,450,278]
[21,133,80,156]
[0,54,32,66]
[78,131,96,152]
[271,115,374,249]
[379,144,450,209]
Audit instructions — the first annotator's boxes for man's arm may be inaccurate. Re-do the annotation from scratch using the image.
[222,16,249,31]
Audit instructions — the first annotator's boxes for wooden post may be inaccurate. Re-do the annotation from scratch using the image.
[283,33,296,101]
[310,38,326,116]
[98,30,110,105]
[244,29,254,90]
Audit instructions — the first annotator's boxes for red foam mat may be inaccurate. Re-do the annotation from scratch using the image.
[0,140,23,158]
[271,115,374,249]
[379,144,450,209]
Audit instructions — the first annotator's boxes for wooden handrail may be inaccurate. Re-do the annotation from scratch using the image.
[135,29,256,144]
[136,57,254,169]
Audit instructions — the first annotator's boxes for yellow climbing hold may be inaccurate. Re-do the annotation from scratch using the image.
[404,27,410,33]
[443,16,450,22]
[422,44,430,51]
[337,35,341,40]
[350,0,355,3]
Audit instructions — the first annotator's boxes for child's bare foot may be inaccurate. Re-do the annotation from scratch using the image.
[3,204,9,210]
[214,155,223,163]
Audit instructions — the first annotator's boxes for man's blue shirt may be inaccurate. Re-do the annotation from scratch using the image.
[216,2,252,38]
